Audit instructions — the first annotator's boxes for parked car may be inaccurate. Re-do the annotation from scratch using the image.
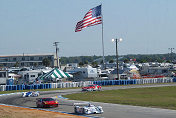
[74,102,103,114]
[36,98,58,108]
[22,91,40,97]
[82,84,101,91]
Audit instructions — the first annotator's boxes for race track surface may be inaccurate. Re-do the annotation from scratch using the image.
[1,84,176,118]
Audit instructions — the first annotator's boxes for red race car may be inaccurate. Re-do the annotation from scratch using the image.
[36,98,58,108]
[82,84,102,91]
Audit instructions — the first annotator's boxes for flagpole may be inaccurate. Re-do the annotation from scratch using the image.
[101,4,105,69]
[75,4,105,68]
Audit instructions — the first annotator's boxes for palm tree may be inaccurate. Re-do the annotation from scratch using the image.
[14,61,19,67]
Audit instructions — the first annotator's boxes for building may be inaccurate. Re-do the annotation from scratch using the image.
[18,70,43,84]
[0,54,58,68]
[67,65,98,81]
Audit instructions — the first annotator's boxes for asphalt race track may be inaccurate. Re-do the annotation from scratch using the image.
[1,84,176,118]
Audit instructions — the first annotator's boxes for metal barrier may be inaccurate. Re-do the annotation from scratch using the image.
[0,78,175,91]
[93,79,136,86]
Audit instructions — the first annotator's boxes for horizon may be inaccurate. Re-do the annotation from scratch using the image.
[0,52,172,58]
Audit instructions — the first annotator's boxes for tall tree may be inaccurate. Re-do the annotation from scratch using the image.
[14,61,19,67]
[79,62,84,66]
[84,60,88,64]
[42,58,51,67]
[109,59,114,63]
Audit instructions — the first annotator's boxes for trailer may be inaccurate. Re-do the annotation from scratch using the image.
[0,70,8,85]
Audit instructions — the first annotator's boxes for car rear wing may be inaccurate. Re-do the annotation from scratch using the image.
[73,102,90,106]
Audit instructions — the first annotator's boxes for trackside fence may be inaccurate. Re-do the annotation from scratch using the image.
[0,81,93,91]
[93,77,176,86]
[0,77,176,91]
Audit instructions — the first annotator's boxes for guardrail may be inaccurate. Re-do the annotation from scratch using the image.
[0,81,93,91]
[93,77,175,86]
[0,77,176,91]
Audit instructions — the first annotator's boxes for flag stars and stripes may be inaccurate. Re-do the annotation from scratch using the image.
[75,5,102,32]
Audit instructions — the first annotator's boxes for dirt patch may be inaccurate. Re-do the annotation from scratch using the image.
[0,105,85,118]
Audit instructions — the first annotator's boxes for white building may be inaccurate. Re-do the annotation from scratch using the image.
[68,65,98,81]
[18,70,43,84]
[0,70,8,85]
[140,62,173,77]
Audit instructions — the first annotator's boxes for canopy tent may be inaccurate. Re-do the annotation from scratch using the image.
[39,68,73,81]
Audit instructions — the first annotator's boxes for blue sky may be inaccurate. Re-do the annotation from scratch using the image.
[0,0,176,57]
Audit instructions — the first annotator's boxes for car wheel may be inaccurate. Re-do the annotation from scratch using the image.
[37,104,40,108]
[82,108,85,114]
[74,107,78,114]
[41,104,44,108]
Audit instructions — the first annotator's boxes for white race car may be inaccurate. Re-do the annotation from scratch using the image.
[22,91,40,97]
[74,103,103,114]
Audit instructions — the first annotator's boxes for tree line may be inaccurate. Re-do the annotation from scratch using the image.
[60,53,176,65]
[41,53,176,67]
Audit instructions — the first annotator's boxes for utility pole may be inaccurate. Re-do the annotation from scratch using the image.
[168,48,174,63]
[53,42,60,68]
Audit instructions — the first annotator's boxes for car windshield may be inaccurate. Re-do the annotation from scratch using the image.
[88,85,94,87]
[42,98,54,101]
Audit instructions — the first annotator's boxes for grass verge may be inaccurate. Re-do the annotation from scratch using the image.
[63,86,176,110]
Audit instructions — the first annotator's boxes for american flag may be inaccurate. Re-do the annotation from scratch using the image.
[75,5,102,32]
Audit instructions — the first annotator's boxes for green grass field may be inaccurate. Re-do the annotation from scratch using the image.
[63,86,176,110]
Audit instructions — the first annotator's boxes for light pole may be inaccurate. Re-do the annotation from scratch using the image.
[112,38,123,80]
